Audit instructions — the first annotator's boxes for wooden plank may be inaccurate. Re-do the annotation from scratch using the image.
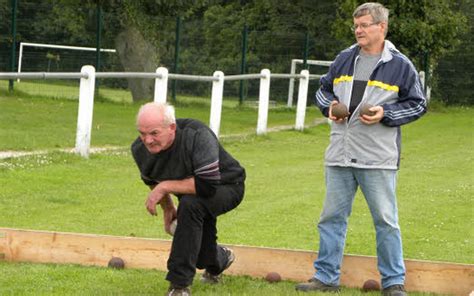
[0,228,472,295]
[0,228,169,269]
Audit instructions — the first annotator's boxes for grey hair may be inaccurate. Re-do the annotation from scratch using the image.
[136,102,176,126]
[353,2,389,35]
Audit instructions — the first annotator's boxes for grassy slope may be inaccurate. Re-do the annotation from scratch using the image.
[0,94,319,151]
[0,89,472,295]
[1,101,472,264]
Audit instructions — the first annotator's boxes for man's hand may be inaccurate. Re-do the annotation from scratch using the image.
[146,178,195,216]
[359,105,384,125]
[145,185,167,215]
[329,100,348,124]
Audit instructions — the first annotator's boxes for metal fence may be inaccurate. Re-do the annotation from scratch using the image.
[0,1,334,104]
[1,1,472,105]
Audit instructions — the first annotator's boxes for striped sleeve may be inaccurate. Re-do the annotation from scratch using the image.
[194,160,220,180]
[192,127,221,197]
[381,61,427,127]
[315,63,339,117]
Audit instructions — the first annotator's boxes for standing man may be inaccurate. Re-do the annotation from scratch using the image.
[296,3,426,296]
[132,102,246,296]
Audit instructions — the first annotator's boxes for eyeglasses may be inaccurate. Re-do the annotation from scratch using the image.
[351,22,379,32]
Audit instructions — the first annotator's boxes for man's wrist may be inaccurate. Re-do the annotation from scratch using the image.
[159,194,174,210]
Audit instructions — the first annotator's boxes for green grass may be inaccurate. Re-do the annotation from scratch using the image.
[1,106,472,262]
[0,80,83,101]
[0,87,472,295]
[0,261,441,296]
[0,85,320,151]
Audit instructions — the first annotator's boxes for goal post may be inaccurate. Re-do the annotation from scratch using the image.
[287,59,332,107]
[17,42,116,82]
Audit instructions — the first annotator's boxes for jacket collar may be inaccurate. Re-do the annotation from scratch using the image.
[350,39,398,63]
[381,40,397,63]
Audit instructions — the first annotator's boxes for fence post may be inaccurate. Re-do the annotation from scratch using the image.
[154,67,168,103]
[94,1,102,93]
[419,71,425,90]
[287,60,296,107]
[209,71,224,137]
[303,31,310,69]
[295,70,309,131]
[75,65,96,158]
[257,69,271,135]
[9,0,18,91]
[239,24,248,105]
[172,16,181,103]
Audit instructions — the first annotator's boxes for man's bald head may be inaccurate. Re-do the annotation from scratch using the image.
[136,102,177,154]
[136,102,176,127]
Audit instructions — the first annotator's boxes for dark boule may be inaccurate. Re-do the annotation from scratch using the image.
[265,272,282,283]
[332,103,349,119]
[362,279,380,292]
[108,257,125,269]
[360,104,376,116]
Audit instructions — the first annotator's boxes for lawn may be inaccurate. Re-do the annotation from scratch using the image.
[0,81,320,151]
[0,84,472,295]
[0,261,441,296]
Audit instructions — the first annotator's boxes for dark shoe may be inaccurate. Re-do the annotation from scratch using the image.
[201,247,235,284]
[295,278,340,292]
[382,284,407,296]
[165,285,191,296]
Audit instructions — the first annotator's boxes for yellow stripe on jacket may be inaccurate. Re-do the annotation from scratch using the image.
[368,80,399,92]
[333,75,353,85]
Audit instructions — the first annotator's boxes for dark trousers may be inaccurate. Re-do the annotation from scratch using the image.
[166,183,244,287]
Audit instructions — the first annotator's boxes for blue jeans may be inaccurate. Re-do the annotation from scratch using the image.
[314,166,405,289]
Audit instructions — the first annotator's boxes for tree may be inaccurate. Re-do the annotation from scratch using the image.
[435,0,474,105]
[332,0,468,71]
[192,0,342,98]
[19,0,211,101]
[102,0,211,101]
[5,0,468,103]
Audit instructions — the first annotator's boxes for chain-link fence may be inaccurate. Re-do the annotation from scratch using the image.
[0,1,335,105]
[1,1,472,105]
[433,1,474,105]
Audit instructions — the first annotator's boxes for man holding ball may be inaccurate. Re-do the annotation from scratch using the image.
[296,2,426,296]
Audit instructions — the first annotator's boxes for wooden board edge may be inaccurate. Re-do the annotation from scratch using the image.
[0,228,472,295]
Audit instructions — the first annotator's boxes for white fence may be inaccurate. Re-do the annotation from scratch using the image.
[0,66,319,158]
[287,59,332,107]
[17,42,116,82]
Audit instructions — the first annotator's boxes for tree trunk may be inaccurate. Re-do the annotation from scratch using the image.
[115,27,158,102]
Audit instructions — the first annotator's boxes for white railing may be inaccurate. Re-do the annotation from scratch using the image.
[17,42,116,82]
[1,66,312,158]
[287,59,332,107]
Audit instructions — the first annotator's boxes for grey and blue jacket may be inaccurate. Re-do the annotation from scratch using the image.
[315,40,427,169]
